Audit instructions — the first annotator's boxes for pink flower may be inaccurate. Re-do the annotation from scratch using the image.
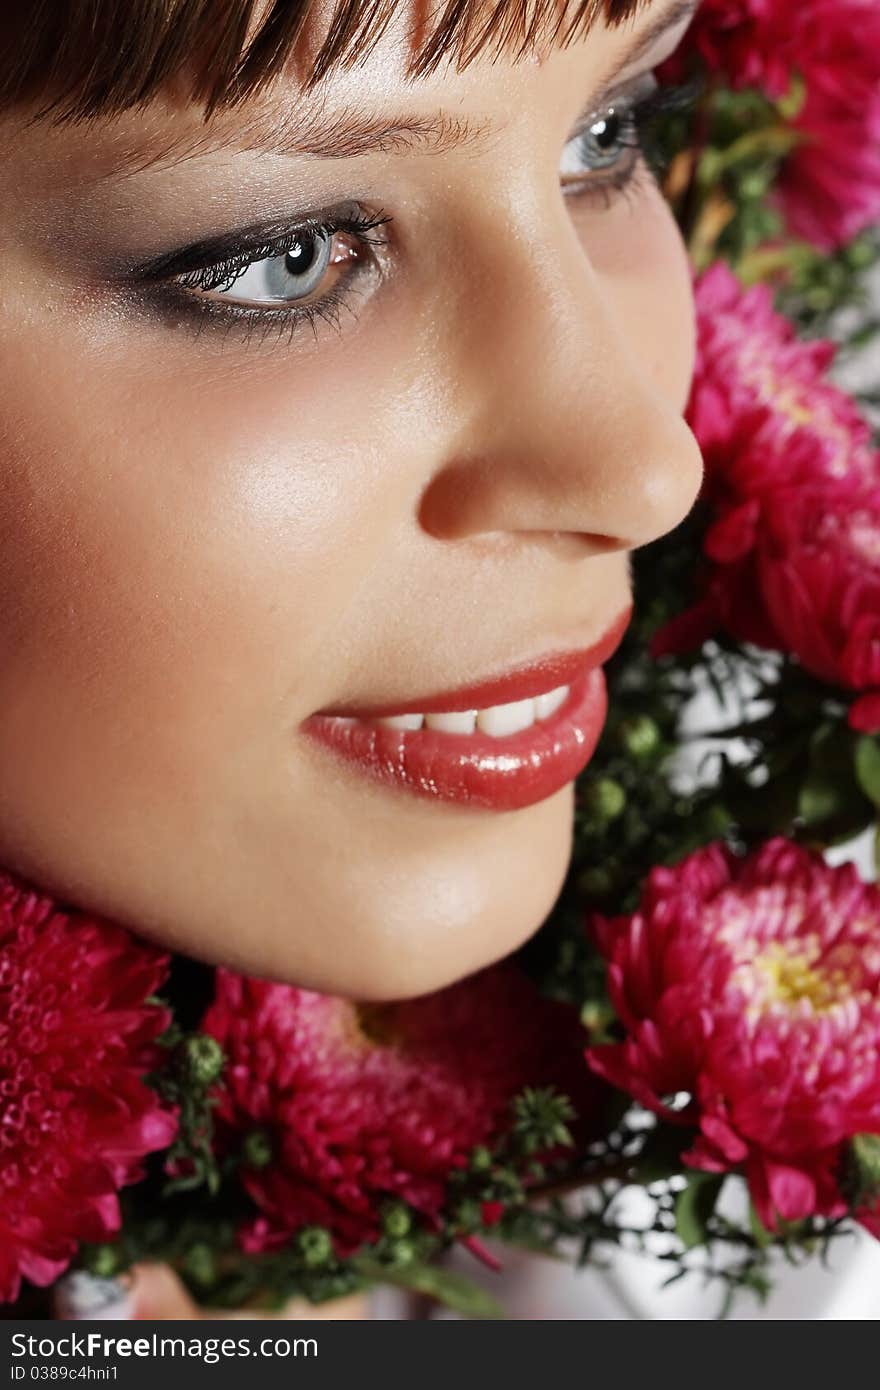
[750,481,880,731]
[586,838,880,1232]
[200,962,597,1255]
[0,870,178,1304]
[672,475,880,733]
[652,265,880,728]
[659,0,799,98]
[659,0,880,250]
[684,263,878,501]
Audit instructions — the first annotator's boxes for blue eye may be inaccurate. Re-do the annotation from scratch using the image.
[560,98,643,181]
[154,206,393,322]
[209,228,337,305]
[559,74,703,203]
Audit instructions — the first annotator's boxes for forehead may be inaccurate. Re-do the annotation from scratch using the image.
[0,0,697,213]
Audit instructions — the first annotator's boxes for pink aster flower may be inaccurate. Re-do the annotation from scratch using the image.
[586,837,880,1233]
[669,474,880,733]
[0,869,178,1305]
[748,480,880,732]
[685,263,878,501]
[659,0,880,250]
[651,265,880,728]
[200,962,597,1255]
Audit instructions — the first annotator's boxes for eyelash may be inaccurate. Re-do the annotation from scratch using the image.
[150,75,702,347]
[570,74,704,210]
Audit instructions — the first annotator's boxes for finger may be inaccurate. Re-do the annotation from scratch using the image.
[267,1291,369,1320]
[126,1261,203,1320]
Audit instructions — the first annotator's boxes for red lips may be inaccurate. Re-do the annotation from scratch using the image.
[302,605,632,812]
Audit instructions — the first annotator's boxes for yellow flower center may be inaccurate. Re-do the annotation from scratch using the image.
[733,934,866,1020]
[771,385,814,430]
[754,941,846,1011]
[740,352,812,428]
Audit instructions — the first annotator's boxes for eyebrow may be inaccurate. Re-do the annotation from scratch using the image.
[116,0,700,176]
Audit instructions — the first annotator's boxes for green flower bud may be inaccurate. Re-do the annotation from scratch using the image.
[388,1239,416,1267]
[617,715,661,759]
[242,1128,274,1168]
[296,1226,334,1269]
[740,170,770,200]
[453,1199,482,1232]
[179,1034,225,1087]
[580,998,616,1044]
[844,238,876,270]
[581,777,627,824]
[805,284,834,313]
[469,1146,493,1173]
[382,1204,412,1239]
[182,1243,216,1287]
[84,1245,120,1279]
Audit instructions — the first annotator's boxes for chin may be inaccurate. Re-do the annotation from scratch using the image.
[267,782,577,1003]
[4,780,576,1009]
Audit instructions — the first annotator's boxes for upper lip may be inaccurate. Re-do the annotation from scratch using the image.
[315,604,633,718]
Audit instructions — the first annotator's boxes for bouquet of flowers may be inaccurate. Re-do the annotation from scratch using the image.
[4,0,880,1319]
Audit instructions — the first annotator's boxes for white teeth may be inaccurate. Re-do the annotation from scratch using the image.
[425,710,478,734]
[370,683,571,737]
[534,685,570,720]
[477,697,537,738]
[376,712,424,730]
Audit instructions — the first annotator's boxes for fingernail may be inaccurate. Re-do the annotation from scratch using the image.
[54,1271,134,1320]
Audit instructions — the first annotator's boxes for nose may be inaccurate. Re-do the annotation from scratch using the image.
[417,200,704,555]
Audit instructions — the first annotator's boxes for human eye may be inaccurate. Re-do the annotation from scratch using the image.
[560,72,704,210]
[134,202,393,343]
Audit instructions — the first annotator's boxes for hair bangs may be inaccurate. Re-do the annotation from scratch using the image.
[1,0,651,124]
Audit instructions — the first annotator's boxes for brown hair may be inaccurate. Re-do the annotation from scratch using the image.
[1,0,649,123]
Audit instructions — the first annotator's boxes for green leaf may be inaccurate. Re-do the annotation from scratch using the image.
[855,736,880,807]
[797,723,873,833]
[798,771,842,827]
[675,1173,724,1250]
[849,1134,880,1203]
[351,1256,506,1320]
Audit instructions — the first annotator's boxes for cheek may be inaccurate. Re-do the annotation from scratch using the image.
[0,321,403,843]
[573,183,697,412]
[0,317,577,998]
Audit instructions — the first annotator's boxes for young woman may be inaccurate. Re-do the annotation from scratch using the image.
[0,0,705,1317]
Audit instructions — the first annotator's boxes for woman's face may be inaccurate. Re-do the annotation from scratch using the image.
[0,0,703,999]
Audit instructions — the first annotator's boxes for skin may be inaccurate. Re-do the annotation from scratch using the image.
[0,0,704,1004]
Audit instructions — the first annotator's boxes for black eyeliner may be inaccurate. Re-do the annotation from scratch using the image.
[129,203,392,283]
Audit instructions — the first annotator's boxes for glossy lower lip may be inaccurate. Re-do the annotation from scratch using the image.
[301,607,631,812]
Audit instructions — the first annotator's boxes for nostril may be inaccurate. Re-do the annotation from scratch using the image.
[417,463,478,541]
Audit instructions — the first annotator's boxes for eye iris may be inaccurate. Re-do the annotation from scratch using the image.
[591,109,621,152]
[259,230,333,302]
[285,235,319,276]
